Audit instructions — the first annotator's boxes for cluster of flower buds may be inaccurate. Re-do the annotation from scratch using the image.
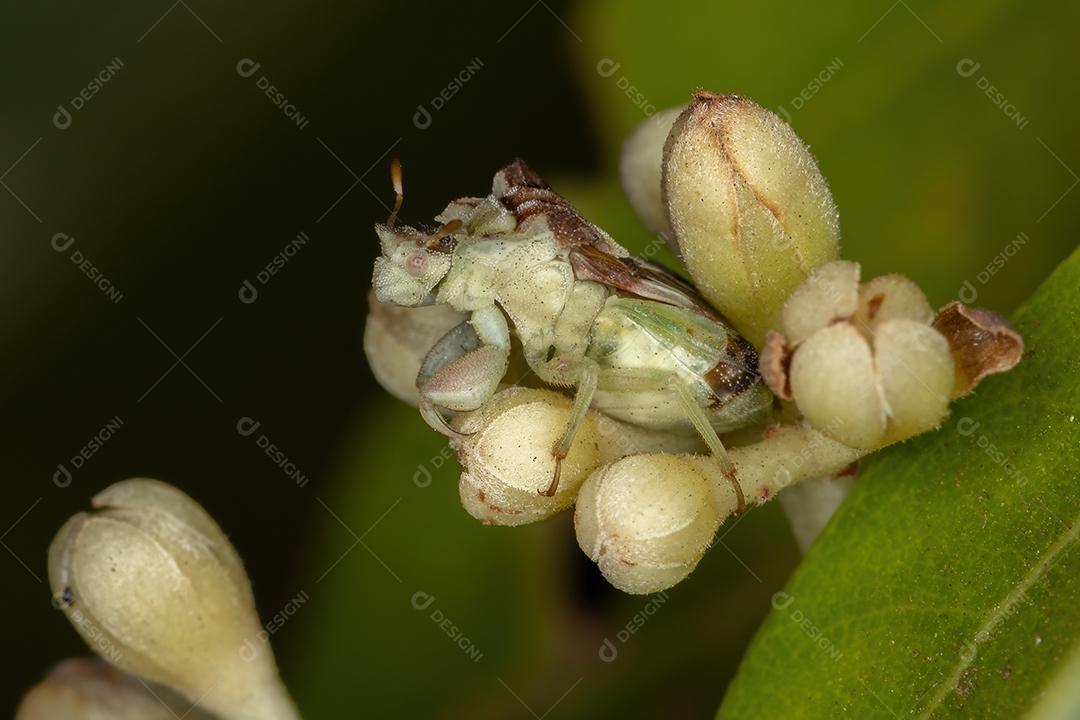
[365,90,1023,594]
[24,479,302,720]
[759,260,1023,450]
[763,261,951,448]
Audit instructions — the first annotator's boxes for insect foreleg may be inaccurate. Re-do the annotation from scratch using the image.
[540,357,599,497]
[416,306,511,439]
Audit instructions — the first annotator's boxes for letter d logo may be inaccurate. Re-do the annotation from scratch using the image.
[956,58,981,78]
[236,58,261,78]
[238,279,259,304]
[411,591,435,610]
[53,105,73,130]
[413,104,432,130]
[236,416,262,437]
[51,233,75,252]
[53,463,72,488]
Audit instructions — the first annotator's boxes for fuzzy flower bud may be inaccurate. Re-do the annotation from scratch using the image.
[662,91,840,345]
[364,291,466,406]
[574,454,726,594]
[453,388,601,526]
[619,106,685,238]
[762,261,954,449]
[48,479,300,720]
[16,658,214,720]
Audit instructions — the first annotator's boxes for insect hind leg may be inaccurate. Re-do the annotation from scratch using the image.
[539,357,599,497]
[672,381,745,514]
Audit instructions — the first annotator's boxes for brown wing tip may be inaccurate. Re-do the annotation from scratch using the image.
[497,158,549,191]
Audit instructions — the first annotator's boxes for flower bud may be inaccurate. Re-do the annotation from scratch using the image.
[364,290,466,406]
[662,91,840,345]
[619,106,685,237]
[16,658,214,720]
[574,454,723,594]
[454,388,601,526]
[764,261,955,449]
[780,260,860,347]
[48,479,301,720]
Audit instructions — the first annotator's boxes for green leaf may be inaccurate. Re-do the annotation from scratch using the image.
[717,248,1080,718]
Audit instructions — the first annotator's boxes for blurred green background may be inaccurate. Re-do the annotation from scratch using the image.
[2,0,1076,717]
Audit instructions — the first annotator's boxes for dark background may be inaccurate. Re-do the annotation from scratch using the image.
[3,1,1076,717]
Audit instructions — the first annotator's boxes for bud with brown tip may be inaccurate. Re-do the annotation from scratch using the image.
[662,92,840,345]
[48,479,301,720]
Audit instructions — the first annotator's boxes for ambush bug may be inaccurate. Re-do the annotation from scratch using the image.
[372,159,772,503]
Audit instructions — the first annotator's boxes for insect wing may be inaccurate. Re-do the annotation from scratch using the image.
[569,245,724,321]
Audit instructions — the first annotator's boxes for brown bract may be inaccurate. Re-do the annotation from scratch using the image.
[932,301,1025,396]
[760,329,793,400]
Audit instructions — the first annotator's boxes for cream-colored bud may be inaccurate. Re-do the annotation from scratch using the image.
[574,454,722,594]
[16,658,215,720]
[364,290,467,406]
[48,479,300,720]
[853,273,934,339]
[775,262,955,448]
[454,388,601,526]
[788,322,887,448]
[619,106,685,238]
[781,260,860,346]
[662,91,840,345]
[874,319,954,443]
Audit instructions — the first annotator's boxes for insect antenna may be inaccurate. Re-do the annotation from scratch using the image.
[387,157,404,227]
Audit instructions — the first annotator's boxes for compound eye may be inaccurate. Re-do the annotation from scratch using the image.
[405,250,429,276]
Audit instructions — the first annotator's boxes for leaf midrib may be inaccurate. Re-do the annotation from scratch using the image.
[915,510,1080,718]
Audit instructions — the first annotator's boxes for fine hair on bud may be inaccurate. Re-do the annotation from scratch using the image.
[454,388,601,526]
[662,91,840,345]
[48,478,301,720]
[575,454,722,594]
[620,105,686,238]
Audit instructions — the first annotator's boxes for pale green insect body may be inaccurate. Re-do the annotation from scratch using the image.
[372,159,771,494]
[588,299,772,433]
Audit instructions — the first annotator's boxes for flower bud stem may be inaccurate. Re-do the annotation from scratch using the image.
[688,423,866,518]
